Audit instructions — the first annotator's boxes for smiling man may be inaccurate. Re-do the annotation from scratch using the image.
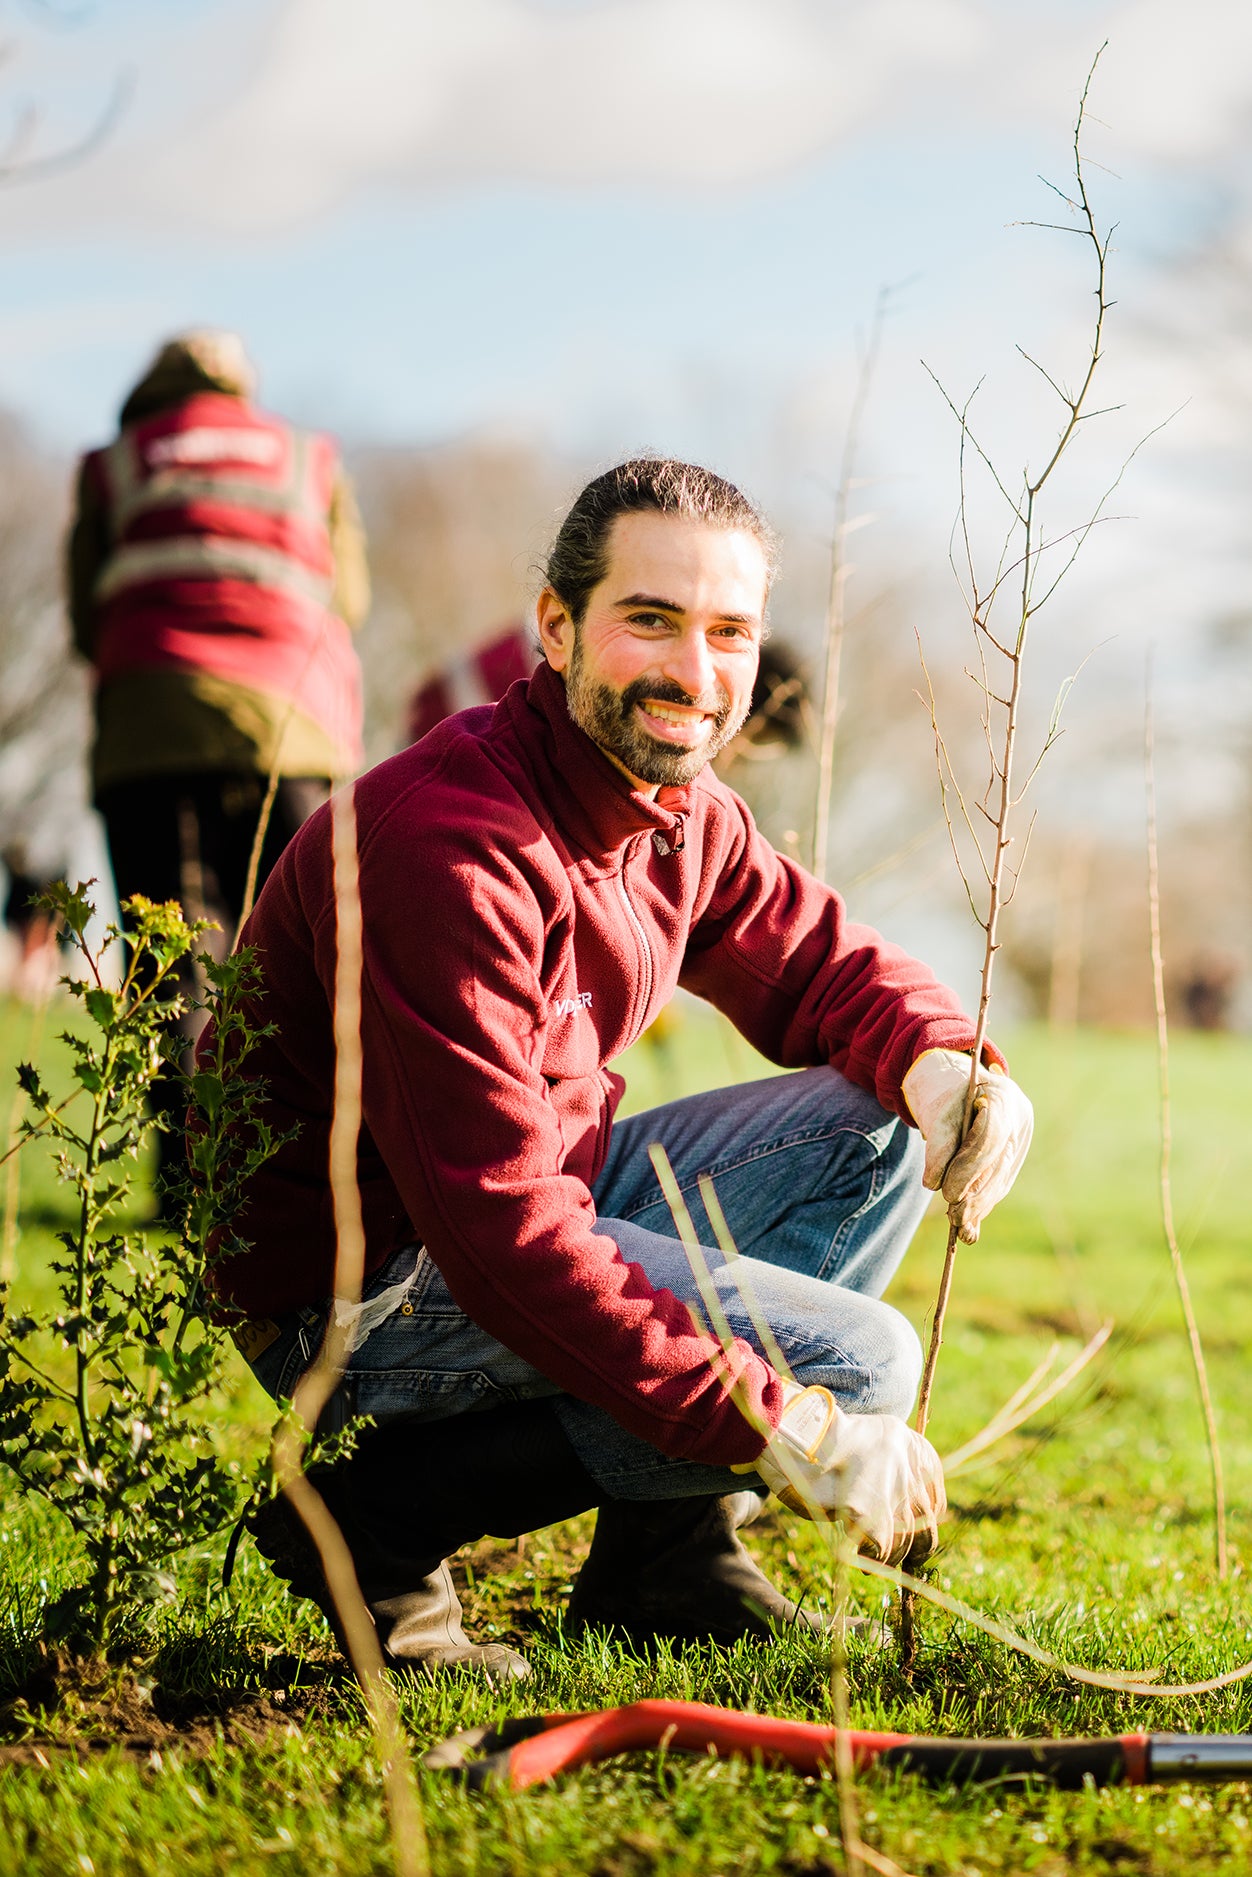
[221,459,1033,1681]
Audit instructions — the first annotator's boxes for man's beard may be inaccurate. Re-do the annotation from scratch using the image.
[565,638,752,787]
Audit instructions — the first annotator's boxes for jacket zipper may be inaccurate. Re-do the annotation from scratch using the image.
[616,835,654,1036]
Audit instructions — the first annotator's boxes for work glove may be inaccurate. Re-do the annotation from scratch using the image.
[902,1048,1033,1245]
[734,1381,945,1566]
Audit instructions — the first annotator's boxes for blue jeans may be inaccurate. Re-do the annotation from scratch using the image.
[247,1067,929,1501]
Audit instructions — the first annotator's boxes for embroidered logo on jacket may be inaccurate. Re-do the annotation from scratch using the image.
[552,991,593,1018]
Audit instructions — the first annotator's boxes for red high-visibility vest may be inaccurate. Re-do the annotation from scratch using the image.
[85,393,362,770]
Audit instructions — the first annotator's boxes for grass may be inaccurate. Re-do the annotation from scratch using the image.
[1,992,1251,1873]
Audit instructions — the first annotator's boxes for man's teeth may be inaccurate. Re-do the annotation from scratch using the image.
[642,703,707,726]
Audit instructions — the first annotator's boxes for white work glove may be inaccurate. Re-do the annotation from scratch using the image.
[735,1381,945,1566]
[902,1048,1033,1245]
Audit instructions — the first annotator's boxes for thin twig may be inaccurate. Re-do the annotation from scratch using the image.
[812,288,890,886]
[692,1171,916,1877]
[1144,664,1227,1579]
[647,1148,870,1877]
[273,782,428,1877]
[235,769,281,946]
[233,616,342,946]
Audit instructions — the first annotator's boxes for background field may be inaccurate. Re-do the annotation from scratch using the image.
[1,993,1250,1875]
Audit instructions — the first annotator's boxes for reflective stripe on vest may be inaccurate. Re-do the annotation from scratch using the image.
[101,427,321,532]
[93,534,334,609]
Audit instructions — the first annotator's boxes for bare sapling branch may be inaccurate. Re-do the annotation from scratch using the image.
[914,49,1115,1441]
[902,50,1121,1670]
[271,782,428,1877]
[812,287,890,886]
[1143,665,1228,1579]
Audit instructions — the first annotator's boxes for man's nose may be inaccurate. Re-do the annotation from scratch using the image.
[660,630,717,703]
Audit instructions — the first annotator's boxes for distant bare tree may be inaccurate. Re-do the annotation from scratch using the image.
[0,413,87,874]
[1002,815,1249,1031]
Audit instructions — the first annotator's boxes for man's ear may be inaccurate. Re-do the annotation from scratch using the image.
[536,588,575,673]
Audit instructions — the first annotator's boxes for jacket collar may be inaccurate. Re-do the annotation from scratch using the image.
[508,661,692,863]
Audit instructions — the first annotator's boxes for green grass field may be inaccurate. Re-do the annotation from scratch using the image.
[1,993,1250,1875]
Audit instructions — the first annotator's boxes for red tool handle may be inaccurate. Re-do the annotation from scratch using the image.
[505,1702,910,1790]
[425,1699,1150,1792]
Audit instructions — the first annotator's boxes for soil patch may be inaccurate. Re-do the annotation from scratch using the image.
[0,1647,342,1763]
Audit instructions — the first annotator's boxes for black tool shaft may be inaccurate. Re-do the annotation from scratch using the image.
[876,1736,1134,1789]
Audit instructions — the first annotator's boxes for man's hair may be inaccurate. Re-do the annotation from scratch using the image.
[544,458,777,624]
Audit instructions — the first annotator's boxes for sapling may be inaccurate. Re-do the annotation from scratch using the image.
[901,51,1148,1663]
[0,884,285,1654]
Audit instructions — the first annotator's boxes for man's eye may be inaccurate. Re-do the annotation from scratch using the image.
[629,612,671,630]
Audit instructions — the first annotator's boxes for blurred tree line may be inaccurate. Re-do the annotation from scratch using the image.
[0,408,1247,1031]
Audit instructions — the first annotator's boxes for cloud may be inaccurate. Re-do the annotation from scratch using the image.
[3,0,1251,239]
[152,0,987,227]
[0,0,986,236]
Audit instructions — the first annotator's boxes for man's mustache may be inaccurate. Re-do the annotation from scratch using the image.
[617,676,731,724]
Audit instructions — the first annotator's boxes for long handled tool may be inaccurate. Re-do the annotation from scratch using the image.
[423,1698,1252,1793]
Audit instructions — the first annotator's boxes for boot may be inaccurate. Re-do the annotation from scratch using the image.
[247,1399,600,1683]
[566,1492,827,1647]
[249,1492,531,1682]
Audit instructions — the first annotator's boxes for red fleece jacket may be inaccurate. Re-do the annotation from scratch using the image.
[219,662,997,1468]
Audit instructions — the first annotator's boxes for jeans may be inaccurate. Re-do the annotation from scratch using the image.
[247,1065,929,1502]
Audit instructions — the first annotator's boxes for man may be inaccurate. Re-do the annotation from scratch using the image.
[224,459,1031,1681]
[68,329,369,1188]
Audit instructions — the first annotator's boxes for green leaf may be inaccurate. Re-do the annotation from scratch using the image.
[84,987,120,1028]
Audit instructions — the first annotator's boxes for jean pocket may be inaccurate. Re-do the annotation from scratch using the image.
[265,1308,327,1402]
[401,1253,466,1319]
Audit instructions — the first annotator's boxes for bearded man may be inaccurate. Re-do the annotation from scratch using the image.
[221,459,1032,1681]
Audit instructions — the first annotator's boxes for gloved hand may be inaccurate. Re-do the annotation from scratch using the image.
[735,1381,945,1565]
[902,1048,1033,1244]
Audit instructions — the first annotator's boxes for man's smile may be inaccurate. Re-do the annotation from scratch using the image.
[636,699,715,745]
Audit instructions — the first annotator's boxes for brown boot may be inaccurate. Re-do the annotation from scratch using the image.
[246,1491,532,1683]
[566,1493,826,1647]
[244,1399,600,1684]
[364,1563,532,1683]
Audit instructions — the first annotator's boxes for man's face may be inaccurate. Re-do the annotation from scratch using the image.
[537,511,768,791]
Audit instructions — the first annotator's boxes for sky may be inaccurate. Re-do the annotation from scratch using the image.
[4,0,1252,848]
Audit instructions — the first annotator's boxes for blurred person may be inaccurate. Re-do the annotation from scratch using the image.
[407,621,537,745]
[67,329,369,1193]
[0,841,65,1003]
[219,460,1032,1681]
